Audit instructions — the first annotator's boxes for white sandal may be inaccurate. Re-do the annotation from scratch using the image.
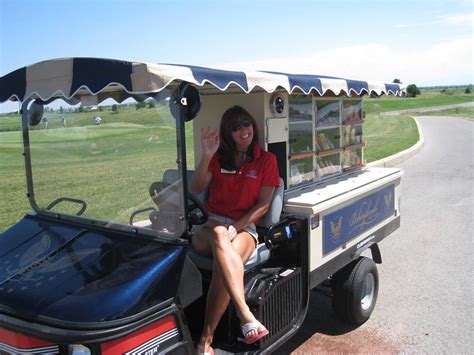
[241,320,269,344]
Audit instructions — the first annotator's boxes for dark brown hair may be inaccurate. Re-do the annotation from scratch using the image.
[218,105,259,171]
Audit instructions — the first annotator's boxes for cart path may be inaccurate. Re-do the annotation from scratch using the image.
[380,101,474,115]
[278,115,473,354]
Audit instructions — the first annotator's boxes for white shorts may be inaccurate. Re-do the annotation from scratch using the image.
[202,212,259,246]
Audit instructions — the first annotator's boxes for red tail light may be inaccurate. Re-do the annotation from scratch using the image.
[0,328,59,354]
[101,315,179,354]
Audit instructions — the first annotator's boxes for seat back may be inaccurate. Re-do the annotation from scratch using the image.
[257,177,284,228]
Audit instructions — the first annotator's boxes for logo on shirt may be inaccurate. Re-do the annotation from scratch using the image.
[246,170,258,179]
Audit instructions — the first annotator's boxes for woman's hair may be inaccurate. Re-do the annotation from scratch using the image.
[218,105,259,171]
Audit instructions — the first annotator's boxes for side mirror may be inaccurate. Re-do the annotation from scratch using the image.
[170,82,201,121]
[27,101,44,126]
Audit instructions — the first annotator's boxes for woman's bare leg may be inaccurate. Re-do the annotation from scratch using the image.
[197,264,229,352]
[210,226,258,325]
[193,226,257,352]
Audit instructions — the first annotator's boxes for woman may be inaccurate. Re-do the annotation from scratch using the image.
[190,106,280,354]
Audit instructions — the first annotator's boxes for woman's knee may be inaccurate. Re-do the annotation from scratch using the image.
[232,233,257,262]
[212,226,230,247]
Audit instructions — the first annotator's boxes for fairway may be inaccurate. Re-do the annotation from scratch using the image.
[0,105,195,230]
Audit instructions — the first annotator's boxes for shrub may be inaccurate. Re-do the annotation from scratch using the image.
[406,84,421,98]
[136,102,147,110]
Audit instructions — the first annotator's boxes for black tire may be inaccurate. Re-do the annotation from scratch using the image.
[332,257,379,324]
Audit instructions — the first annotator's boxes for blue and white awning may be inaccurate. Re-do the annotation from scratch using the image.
[0,57,405,104]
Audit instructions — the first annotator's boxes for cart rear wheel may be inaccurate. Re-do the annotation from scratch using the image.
[332,257,379,324]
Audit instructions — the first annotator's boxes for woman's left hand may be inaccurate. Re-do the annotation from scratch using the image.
[227,225,238,241]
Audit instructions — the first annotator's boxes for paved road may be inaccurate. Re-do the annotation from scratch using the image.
[278,115,473,354]
[381,101,474,116]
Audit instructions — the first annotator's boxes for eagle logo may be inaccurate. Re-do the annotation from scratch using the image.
[330,217,343,242]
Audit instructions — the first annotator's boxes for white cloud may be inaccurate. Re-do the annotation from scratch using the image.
[396,12,474,28]
[214,38,474,86]
[442,12,474,26]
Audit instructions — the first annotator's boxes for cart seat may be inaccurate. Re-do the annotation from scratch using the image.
[162,170,284,272]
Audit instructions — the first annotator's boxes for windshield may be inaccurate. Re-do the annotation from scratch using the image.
[24,92,193,239]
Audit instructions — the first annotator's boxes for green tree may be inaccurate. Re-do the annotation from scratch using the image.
[112,104,118,113]
[406,84,421,98]
[393,78,402,84]
[465,86,471,94]
[78,106,84,113]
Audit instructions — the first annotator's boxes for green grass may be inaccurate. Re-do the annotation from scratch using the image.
[364,114,418,162]
[0,116,21,131]
[363,87,472,114]
[408,106,474,120]
[0,106,195,230]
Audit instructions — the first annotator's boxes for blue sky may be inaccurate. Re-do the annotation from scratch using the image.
[0,0,472,112]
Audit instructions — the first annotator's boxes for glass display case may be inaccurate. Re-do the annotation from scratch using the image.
[287,97,365,188]
[341,100,365,171]
[315,100,342,179]
[288,96,315,186]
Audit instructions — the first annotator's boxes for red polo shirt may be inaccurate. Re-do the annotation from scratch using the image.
[205,145,280,220]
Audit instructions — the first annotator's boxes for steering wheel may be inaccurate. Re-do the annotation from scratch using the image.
[187,192,208,226]
[150,181,208,226]
[129,183,208,229]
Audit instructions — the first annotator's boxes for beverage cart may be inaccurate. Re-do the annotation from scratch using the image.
[0,58,405,354]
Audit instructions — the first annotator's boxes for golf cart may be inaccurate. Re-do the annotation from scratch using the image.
[0,58,404,354]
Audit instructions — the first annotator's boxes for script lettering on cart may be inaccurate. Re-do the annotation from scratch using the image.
[349,198,380,235]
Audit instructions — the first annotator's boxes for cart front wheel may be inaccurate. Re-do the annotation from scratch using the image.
[332,257,379,324]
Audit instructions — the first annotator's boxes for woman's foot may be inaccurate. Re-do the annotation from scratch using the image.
[241,320,269,344]
[237,310,259,340]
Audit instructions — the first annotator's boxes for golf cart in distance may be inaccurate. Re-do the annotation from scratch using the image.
[0,58,405,354]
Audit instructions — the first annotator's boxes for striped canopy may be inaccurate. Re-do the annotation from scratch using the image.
[0,57,405,104]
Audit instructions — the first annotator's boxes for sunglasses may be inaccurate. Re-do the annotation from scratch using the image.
[231,119,251,131]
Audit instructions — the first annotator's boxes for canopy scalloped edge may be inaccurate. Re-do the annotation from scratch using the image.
[0,57,406,104]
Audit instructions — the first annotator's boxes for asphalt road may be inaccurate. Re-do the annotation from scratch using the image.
[278,115,473,354]
[380,101,474,116]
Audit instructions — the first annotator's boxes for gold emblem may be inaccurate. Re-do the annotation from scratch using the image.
[330,217,343,242]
